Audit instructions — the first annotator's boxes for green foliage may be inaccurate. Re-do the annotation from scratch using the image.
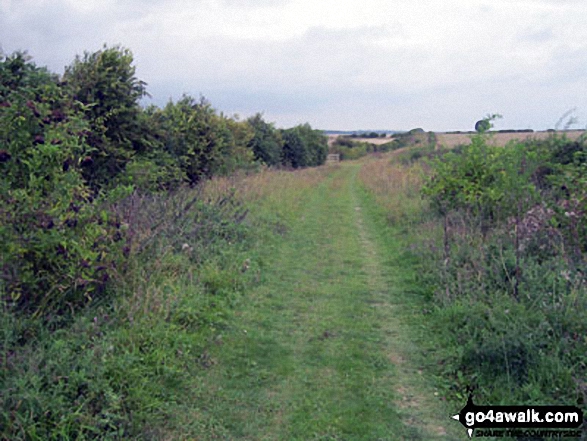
[0,45,331,318]
[0,51,57,97]
[0,52,126,316]
[63,45,148,190]
[416,129,587,408]
[423,134,541,225]
[474,113,501,133]
[156,95,253,185]
[117,153,184,192]
[474,119,490,133]
[281,123,328,168]
[1,182,256,440]
[247,113,283,166]
[214,115,256,176]
[329,137,376,160]
[547,150,587,258]
[293,123,328,166]
[112,106,185,192]
[281,128,306,168]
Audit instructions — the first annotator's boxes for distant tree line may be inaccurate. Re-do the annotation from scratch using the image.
[328,128,438,162]
[346,132,387,139]
[0,45,327,315]
[446,129,536,134]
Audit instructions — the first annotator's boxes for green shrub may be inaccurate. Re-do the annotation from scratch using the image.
[247,113,284,167]
[155,95,254,185]
[63,45,148,191]
[416,128,587,408]
[1,178,257,439]
[281,123,328,168]
[475,119,491,133]
[329,138,375,160]
[0,51,126,317]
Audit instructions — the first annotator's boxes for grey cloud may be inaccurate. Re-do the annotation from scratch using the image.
[1,1,90,69]
[518,27,555,43]
[544,46,587,84]
[1,0,585,131]
[141,23,433,128]
[130,17,411,90]
[0,0,151,71]
[219,0,292,7]
[525,0,586,4]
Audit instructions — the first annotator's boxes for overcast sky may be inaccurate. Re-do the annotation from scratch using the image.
[1,0,586,131]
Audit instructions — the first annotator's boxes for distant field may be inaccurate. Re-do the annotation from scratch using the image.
[327,134,392,146]
[436,130,585,148]
[328,130,585,149]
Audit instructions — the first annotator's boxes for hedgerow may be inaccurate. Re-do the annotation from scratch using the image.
[0,46,328,318]
[0,52,126,317]
[418,119,587,407]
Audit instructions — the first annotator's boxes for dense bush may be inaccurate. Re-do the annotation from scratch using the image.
[419,130,587,407]
[0,45,327,318]
[0,186,255,439]
[63,45,149,190]
[247,113,284,166]
[216,115,257,175]
[424,133,542,231]
[0,48,265,439]
[0,52,126,317]
[281,123,328,168]
[153,95,249,185]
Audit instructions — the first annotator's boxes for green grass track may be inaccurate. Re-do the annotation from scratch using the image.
[175,163,460,440]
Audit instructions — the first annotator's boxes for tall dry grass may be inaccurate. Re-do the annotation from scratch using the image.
[358,155,428,227]
[202,165,331,216]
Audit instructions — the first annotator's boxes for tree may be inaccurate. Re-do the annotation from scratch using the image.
[299,124,328,166]
[475,114,502,133]
[246,113,283,166]
[281,127,307,168]
[63,45,148,189]
[215,114,255,175]
[281,123,327,168]
[474,119,491,133]
[159,95,229,184]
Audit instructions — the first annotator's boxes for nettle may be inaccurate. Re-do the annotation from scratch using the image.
[0,52,126,316]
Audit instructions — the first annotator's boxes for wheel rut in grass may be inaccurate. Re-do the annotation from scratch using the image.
[185,163,458,440]
[350,165,456,439]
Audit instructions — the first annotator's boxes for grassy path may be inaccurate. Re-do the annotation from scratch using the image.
[180,163,459,440]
